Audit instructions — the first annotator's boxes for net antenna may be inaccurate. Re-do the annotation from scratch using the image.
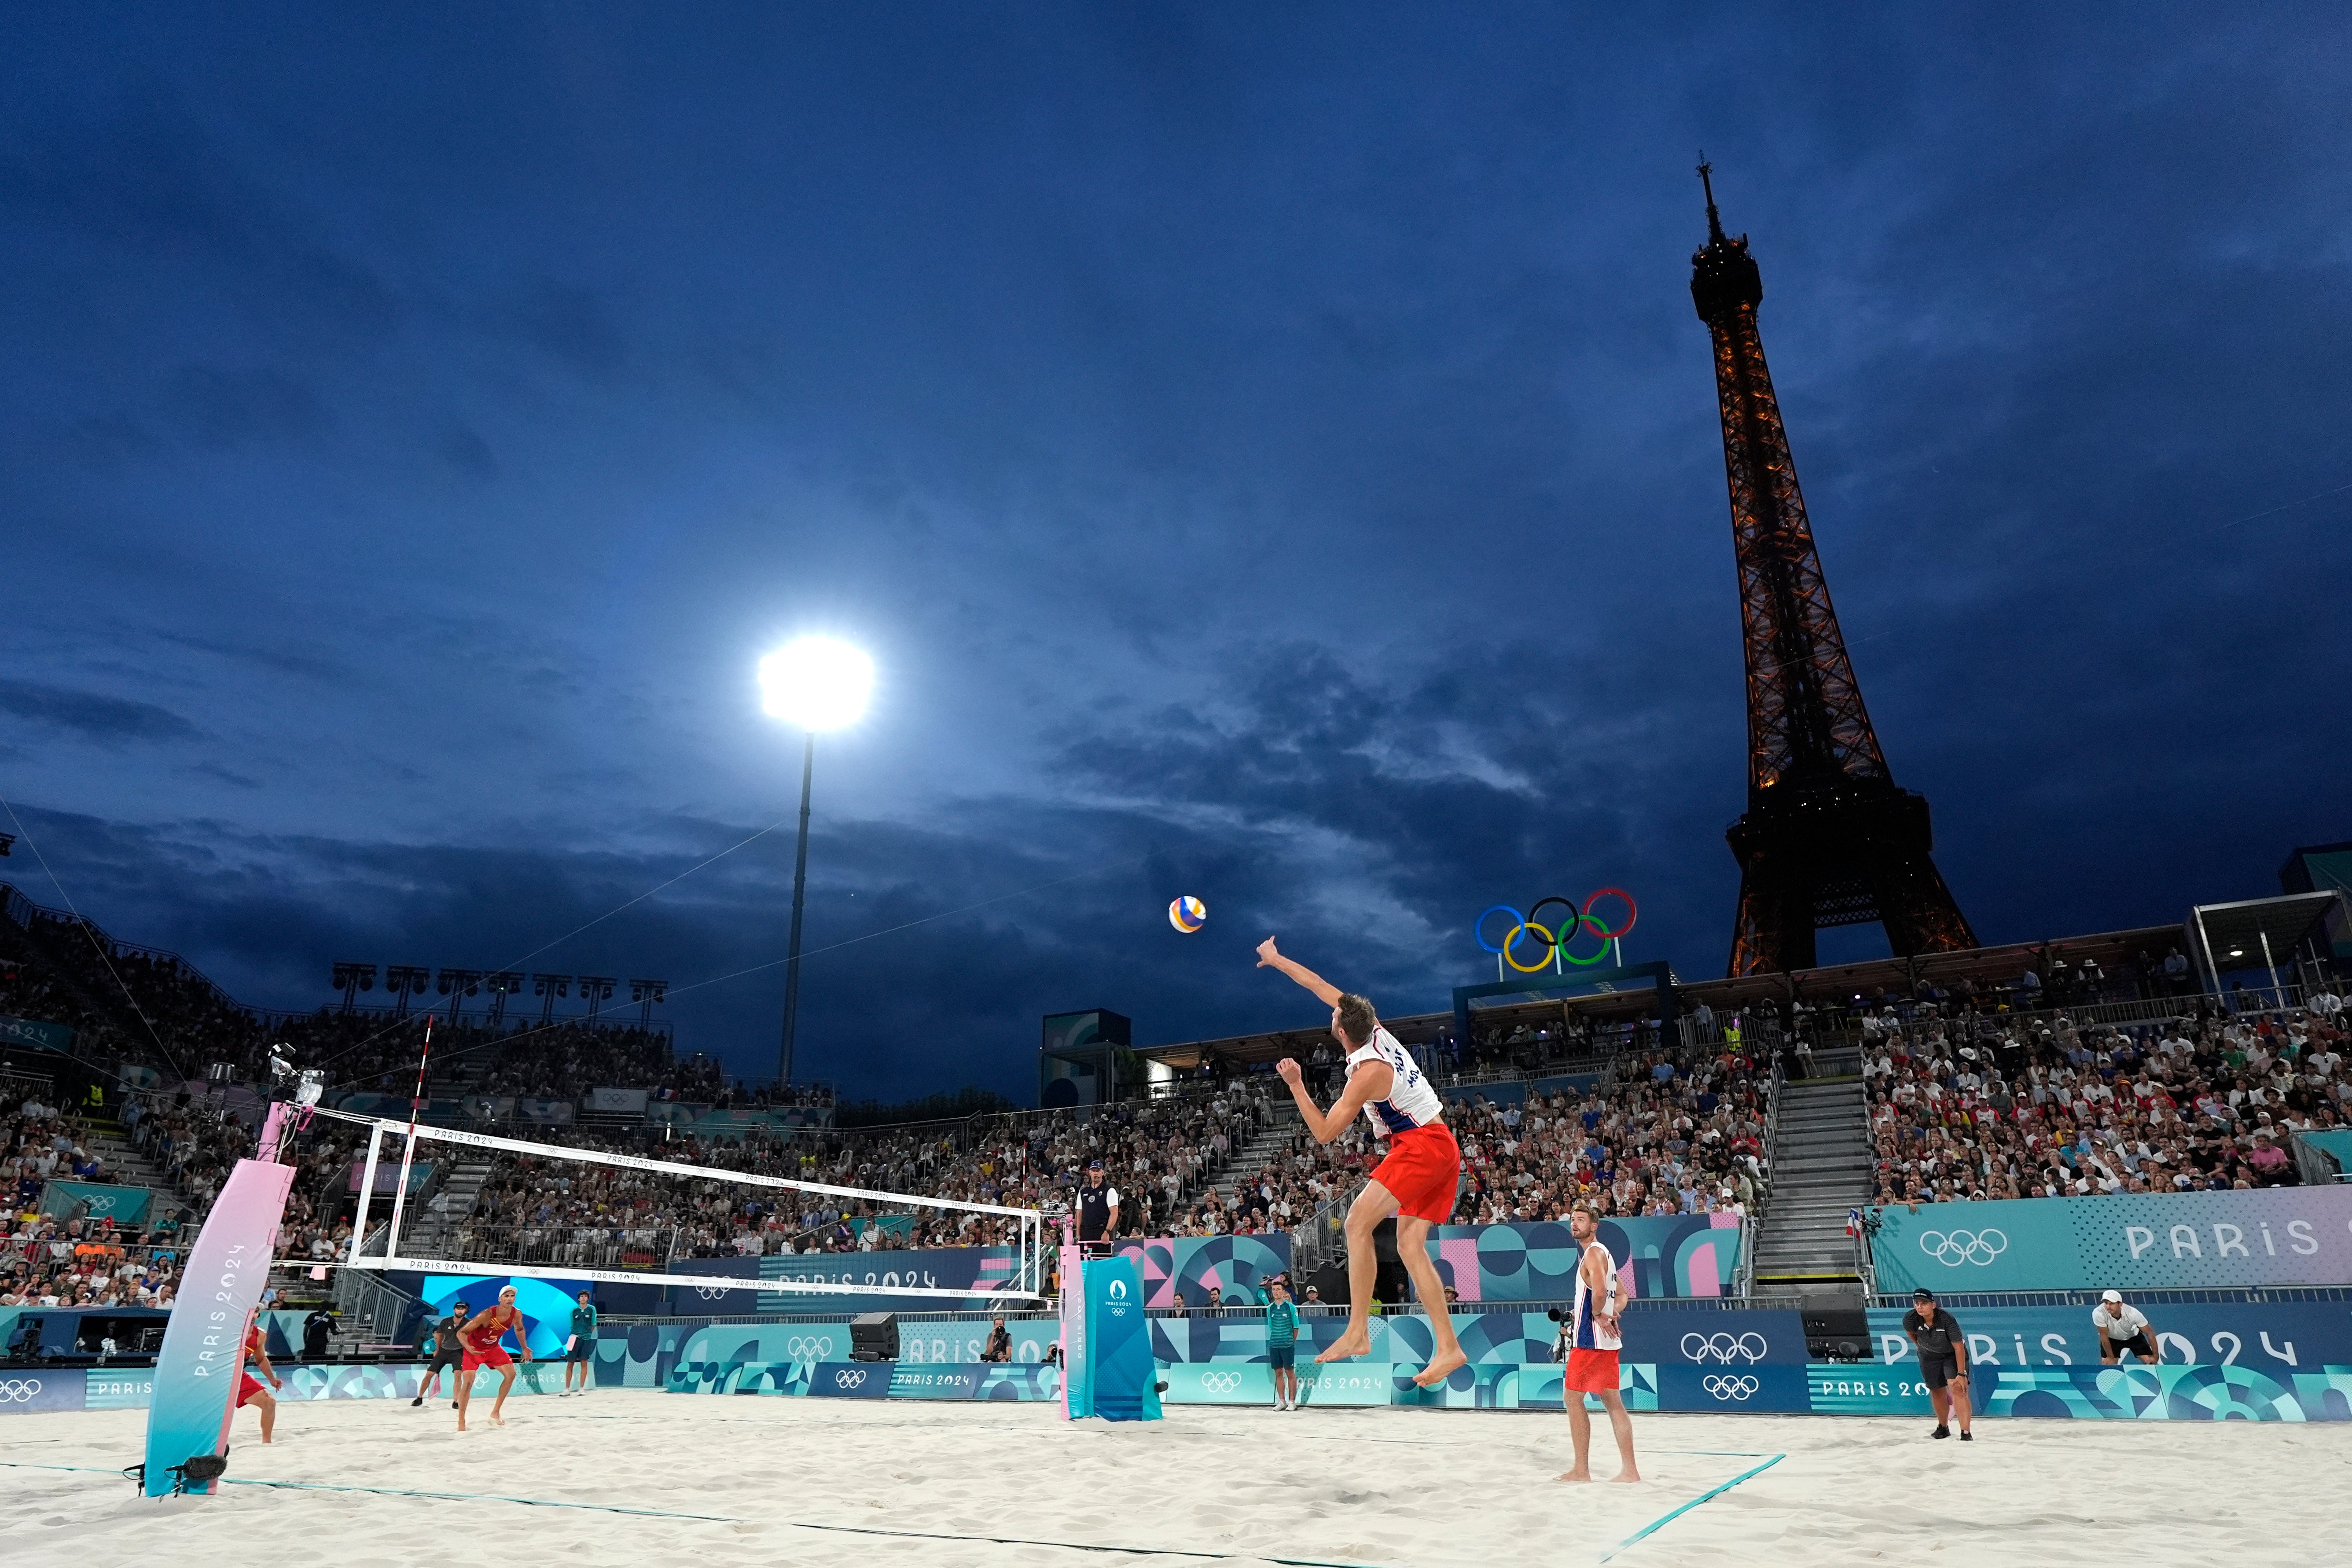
[329,1106,1047,1304]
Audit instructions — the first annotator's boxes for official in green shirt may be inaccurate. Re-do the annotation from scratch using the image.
[562,1292,598,1396]
[1265,1278,1302,1411]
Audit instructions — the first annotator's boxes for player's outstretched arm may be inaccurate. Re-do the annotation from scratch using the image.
[1257,937,1342,1007]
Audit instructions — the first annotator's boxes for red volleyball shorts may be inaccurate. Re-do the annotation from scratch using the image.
[236,1373,266,1407]
[462,1345,513,1373]
[1564,1348,1621,1395]
[1369,1122,1463,1224]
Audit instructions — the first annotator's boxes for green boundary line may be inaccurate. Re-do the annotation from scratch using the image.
[1598,1453,1785,1564]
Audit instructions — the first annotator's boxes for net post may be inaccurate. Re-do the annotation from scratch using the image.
[348,1125,382,1265]
[382,1129,416,1263]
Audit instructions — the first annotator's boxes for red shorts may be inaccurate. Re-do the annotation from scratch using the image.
[1369,1122,1463,1224]
[462,1345,513,1372]
[236,1373,267,1407]
[1564,1348,1621,1395]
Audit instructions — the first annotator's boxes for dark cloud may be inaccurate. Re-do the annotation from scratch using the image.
[0,680,198,743]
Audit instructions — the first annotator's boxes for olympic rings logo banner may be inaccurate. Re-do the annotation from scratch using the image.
[1681,1331,1769,1364]
[0,1378,47,1404]
[1475,890,1637,973]
[1919,1229,2009,1267]
[1866,1188,2352,1295]
[1702,1374,1760,1402]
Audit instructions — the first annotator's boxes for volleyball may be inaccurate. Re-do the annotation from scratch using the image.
[1168,895,1206,933]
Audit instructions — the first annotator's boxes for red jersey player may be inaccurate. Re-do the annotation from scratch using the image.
[454,1285,533,1430]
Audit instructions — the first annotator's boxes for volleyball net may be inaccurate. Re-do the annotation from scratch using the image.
[315,1106,1048,1303]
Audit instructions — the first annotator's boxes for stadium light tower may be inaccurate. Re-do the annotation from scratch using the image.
[757,635,874,1087]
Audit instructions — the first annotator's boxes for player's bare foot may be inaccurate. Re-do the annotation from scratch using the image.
[1315,1326,1372,1363]
[1412,1346,1467,1387]
[1557,1469,1592,1483]
[1611,1469,1642,1483]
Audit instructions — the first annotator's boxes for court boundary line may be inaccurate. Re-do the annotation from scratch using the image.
[1598,1452,1785,1563]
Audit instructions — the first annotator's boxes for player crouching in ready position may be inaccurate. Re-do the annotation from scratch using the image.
[455,1285,533,1432]
[1258,936,1467,1388]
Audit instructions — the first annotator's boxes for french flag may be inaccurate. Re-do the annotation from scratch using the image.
[1844,1208,1862,1238]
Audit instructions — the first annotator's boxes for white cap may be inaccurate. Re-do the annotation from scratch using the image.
[2101,1289,2123,1303]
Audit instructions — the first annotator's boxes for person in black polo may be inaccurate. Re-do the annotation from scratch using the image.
[1074,1159,1120,1249]
[1901,1288,1973,1441]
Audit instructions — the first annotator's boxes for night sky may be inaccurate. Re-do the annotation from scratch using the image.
[4,6,2346,1100]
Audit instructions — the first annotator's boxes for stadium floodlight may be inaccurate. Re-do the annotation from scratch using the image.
[757,636,873,732]
[757,636,873,1088]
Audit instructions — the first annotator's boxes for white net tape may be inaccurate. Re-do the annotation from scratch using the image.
[320,1105,1046,1301]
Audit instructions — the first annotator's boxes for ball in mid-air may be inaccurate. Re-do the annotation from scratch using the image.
[1168,895,1206,933]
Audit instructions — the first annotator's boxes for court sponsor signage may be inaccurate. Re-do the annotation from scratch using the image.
[1984,1363,2352,1421]
[38,1180,154,1224]
[1863,1300,2351,1382]
[810,1362,892,1399]
[0,1016,74,1052]
[588,1087,650,1115]
[0,1370,86,1413]
[1655,1364,1810,1413]
[889,1364,985,1399]
[1803,1366,1949,1417]
[1158,1362,1276,1404]
[1870,1187,2352,1294]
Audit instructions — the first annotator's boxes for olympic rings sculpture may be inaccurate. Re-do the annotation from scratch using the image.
[1475,889,1638,972]
[1702,1374,1760,1402]
[1918,1229,2008,1267]
[1680,1331,1768,1365]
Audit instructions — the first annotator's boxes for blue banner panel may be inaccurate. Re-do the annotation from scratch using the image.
[1655,1364,1813,1413]
[1861,1301,2352,1381]
[1107,1235,1291,1309]
[1621,1308,1810,1367]
[667,1248,1019,1314]
[38,1180,154,1224]
[1871,1187,2352,1294]
[809,1362,892,1398]
[0,1368,86,1412]
[414,1274,587,1360]
[1804,1364,1951,1417]
[1073,1254,1159,1422]
[889,1364,985,1399]
[1159,1362,1276,1404]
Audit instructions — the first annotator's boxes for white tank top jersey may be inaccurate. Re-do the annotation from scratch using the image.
[1571,1238,1623,1351]
[1345,1026,1444,1136]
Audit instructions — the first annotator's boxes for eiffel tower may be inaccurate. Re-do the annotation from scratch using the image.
[1690,161,1977,975]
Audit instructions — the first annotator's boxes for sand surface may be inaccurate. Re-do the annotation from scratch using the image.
[2,1392,2345,1567]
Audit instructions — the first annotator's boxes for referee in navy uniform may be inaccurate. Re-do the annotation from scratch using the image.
[1902,1288,1973,1442]
[1074,1159,1121,1250]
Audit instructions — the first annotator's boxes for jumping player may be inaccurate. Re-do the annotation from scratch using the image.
[454,1285,533,1431]
[1559,1201,1639,1483]
[235,1318,283,1443]
[1259,936,1466,1388]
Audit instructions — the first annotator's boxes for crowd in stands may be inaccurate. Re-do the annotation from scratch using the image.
[1864,998,2347,1207]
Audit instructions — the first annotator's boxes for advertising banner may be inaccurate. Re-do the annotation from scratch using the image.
[1863,1300,2352,1382]
[888,1364,986,1399]
[1108,1234,1291,1309]
[588,1087,649,1115]
[1426,1216,1742,1302]
[0,1368,86,1412]
[514,1098,574,1125]
[38,1180,153,1224]
[667,1247,1022,1314]
[1871,1187,2352,1294]
[810,1362,891,1398]
[346,1160,434,1195]
[0,1016,74,1052]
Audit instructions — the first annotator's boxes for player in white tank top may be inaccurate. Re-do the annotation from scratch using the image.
[1257,936,1467,1390]
[1345,1027,1444,1136]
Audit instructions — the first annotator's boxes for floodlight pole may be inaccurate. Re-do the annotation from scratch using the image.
[777,730,816,1086]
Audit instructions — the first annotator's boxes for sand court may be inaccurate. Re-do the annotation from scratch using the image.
[4,1392,2348,1567]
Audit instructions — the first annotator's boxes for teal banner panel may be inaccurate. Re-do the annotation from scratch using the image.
[38,1180,153,1224]
[1870,1187,2352,1293]
[0,1016,75,1051]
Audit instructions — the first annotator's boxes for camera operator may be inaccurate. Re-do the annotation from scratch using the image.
[1901,1289,1973,1441]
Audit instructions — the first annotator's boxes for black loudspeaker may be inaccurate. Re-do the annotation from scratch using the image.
[1370,1218,1400,1262]
[849,1312,899,1362]
[1802,1294,1871,1362]
[1309,1263,1349,1306]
